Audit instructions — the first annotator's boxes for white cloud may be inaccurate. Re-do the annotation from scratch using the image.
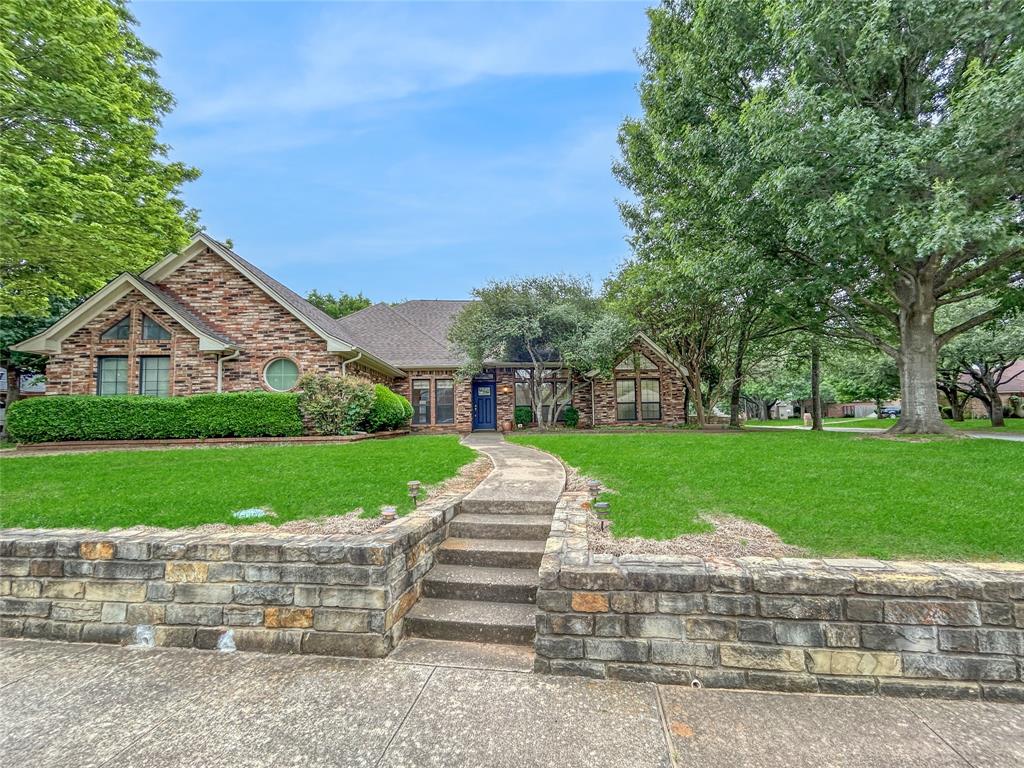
[181,2,648,122]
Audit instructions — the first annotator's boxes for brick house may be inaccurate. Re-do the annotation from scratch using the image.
[14,233,688,432]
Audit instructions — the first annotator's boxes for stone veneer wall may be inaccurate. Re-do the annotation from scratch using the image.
[0,497,459,656]
[535,494,1024,702]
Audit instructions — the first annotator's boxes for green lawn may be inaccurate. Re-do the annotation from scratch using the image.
[510,431,1024,560]
[946,418,1024,432]
[0,436,476,530]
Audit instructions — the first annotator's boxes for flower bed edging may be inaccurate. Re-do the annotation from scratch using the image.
[535,493,1024,702]
[8,430,410,454]
[0,494,455,657]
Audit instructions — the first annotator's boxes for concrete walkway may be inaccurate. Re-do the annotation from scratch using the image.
[2,639,1022,768]
[460,433,565,513]
[748,424,1024,442]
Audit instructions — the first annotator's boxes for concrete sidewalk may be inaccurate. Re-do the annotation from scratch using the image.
[2,639,1021,768]
[460,433,565,512]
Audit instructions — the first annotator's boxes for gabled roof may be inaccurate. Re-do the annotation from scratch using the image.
[141,233,406,377]
[11,273,238,354]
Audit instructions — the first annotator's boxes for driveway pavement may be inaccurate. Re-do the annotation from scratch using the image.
[2,638,1021,768]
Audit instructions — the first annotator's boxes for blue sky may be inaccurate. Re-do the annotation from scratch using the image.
[133,1,650,302]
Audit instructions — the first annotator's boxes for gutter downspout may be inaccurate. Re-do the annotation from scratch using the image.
[217,350,240,393]
[583,372,598,429]
[341,350,362,376]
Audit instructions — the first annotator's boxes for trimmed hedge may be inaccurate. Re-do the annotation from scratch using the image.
[365,384,413,432]
[514,406,533,426]
[6,392,304,443]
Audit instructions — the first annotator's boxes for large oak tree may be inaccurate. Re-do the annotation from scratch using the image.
[0,0,198,316]
[617,0,1023,434]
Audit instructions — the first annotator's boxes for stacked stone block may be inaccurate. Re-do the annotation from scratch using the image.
[0,498,459,657]
[535,495,1024,702]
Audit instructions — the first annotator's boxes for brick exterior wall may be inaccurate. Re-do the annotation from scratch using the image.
[41,249,688,430]
[43,248,399,398]
[156,249,347,391]
[392,370,473,433]
[573,337,687,428]
[46,291,215,396]
[0,496,460,657]
[535,494,1024,702]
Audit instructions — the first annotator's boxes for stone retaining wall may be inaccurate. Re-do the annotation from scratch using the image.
[535,494,1024,702]
[0,497,458,656]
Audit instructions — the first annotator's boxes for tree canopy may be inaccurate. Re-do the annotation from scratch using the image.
[305,290,372,319]
[0,0,199,316]
[449,275,630,428]
[614,0,1024,433]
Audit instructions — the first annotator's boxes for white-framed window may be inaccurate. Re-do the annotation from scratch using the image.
[264,358,299,391]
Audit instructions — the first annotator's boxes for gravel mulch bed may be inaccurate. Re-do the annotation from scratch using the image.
[587,511,806,559]
[113,455,493,537]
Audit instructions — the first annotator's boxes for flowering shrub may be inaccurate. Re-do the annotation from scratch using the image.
[297,374,375,435]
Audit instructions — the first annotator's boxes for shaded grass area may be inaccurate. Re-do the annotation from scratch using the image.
[946,418,1024,432]
[510,431,1024,560]
[0,436,476,530]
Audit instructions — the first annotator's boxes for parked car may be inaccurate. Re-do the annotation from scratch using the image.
[879,406,901,418]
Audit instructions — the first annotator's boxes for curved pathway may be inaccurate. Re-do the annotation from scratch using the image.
[460,432,565,514]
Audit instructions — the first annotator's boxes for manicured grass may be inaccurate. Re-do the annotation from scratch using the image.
[0,436,476,530]
[945,418,1024,432]
[510,431,1024,560]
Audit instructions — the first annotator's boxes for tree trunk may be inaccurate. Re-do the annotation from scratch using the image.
[890,284,950,434]
[875,398,884,418]
[688,370,706,428]
[3,364,21,440]
[950,400,963,421]
[983,383,1005,427]
[810,344,823,431]
[683,387,690,426]
[728,338,748,429]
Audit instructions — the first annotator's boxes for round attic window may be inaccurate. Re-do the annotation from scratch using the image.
[264,358,299,391]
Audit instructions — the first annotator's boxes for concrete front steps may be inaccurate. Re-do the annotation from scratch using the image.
[404,501,553,653]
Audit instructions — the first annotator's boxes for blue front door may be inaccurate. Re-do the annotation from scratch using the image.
[472,381,497,430]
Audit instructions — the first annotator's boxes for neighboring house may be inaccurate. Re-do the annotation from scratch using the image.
[959,360,1024,418]
[14,233,688,433]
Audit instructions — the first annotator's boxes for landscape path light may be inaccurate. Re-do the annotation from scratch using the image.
[587,479,601,500]
[407,480,421,507]
[381,506,397,524]
[594,501,610,531]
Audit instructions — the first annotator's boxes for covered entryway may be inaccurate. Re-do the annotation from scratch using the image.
[471,380,497,431]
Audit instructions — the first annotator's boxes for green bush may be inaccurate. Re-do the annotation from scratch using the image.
[365,384,413,432]
[563,406,580,429]
[514,406,533,426]
[297,374,375,435]
[5,392,303,443]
